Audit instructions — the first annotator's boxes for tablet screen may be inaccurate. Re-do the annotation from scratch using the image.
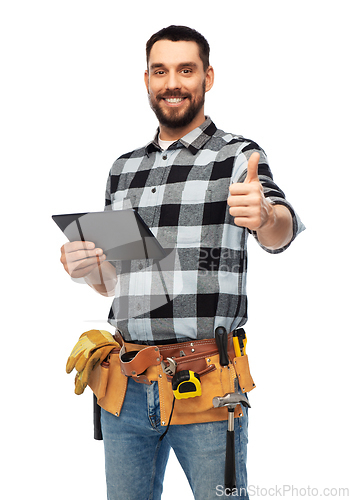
[52,210,165,261]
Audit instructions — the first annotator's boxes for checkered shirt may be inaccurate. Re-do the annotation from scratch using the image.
[105,117,305,342]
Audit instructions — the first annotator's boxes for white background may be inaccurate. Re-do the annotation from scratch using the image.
[1,1,349,498]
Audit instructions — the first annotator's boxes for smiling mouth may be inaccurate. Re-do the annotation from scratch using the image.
[164,97,186,104]
[159,95,189,107]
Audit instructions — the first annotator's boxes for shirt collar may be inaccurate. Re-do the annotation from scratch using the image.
[145,116,217,156]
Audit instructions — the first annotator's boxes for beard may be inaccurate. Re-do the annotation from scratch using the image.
[148,81,206,130]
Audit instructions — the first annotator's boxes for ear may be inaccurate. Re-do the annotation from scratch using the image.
[205,66,214,93]
[144,70,149,93]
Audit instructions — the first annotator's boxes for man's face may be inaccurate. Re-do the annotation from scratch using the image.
[145,40,213,133]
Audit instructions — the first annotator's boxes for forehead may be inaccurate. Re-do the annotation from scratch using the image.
[148,39,202,68]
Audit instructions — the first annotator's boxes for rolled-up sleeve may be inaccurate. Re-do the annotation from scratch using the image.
[240,144,306,254]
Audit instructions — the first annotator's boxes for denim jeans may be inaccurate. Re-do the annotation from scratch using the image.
[101,378,249,500]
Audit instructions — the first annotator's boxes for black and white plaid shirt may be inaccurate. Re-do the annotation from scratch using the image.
[105,117,304,343]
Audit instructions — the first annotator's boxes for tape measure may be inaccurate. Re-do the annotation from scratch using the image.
[172,370,202,399]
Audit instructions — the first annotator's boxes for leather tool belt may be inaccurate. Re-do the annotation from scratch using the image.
[118,334,232,384]
[88,330,255,427]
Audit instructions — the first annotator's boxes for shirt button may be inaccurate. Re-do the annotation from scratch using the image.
[151,187,156,193]
[162,155,167,160]
[138,263,143,270]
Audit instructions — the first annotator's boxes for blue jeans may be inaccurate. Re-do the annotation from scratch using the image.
[101,378,249,500]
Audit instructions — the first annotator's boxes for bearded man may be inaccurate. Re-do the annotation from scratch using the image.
[61,25,304,500]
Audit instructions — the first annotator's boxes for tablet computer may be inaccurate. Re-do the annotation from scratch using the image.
[52,209,166,261]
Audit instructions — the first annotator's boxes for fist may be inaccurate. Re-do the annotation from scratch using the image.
[227,152,273,231]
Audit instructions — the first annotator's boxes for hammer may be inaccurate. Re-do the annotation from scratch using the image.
[213,381,251,490]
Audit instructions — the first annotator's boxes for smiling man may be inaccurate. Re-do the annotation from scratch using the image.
[60,25,304,500]
[145,38,213,137]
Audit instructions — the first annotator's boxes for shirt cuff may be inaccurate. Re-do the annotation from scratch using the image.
[250,199,306,254]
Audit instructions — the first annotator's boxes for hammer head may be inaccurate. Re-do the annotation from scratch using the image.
[212,392,251,409]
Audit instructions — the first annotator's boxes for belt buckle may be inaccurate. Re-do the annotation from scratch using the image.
[161,357,177,376]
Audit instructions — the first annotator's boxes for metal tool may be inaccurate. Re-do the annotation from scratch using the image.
[213,383,251,491]
[161,357,177,376]
[214,326,251,491]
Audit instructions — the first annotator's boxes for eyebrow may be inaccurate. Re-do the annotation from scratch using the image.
[149,62,199,71]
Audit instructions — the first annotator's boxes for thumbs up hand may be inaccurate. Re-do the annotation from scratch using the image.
[227,152,274,231]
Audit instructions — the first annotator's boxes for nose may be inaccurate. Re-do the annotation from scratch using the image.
[165,70,181,91]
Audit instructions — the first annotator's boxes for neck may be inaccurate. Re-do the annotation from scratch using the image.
[159,112,206,141]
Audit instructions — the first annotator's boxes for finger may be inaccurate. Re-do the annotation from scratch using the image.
[228,183,251,196]
[60,247,103,268]
[229,206,254,218]
[61,241,96,254]
[68,254,106,277]
[230,216,250,228]
[70,261,103,279]
[227,195,250,208]
[244,152,260,184]
[68,247,104,264]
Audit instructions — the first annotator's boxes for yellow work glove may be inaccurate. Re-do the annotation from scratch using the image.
[66,329,119,395]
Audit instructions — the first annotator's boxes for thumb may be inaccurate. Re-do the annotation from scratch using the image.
[244,152,260,183]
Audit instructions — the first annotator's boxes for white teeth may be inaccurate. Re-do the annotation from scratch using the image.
[165,98,184,103]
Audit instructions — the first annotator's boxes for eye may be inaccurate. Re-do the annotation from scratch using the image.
[181,69,192,74]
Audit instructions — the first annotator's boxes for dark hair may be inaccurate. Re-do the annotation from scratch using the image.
[146,25,210,71]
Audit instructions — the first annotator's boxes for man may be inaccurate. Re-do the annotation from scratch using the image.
[61,26,304,500]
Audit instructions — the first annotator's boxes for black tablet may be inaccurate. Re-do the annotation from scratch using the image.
[52,209,166,261]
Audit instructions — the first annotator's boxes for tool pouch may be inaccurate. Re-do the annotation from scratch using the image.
[88,347,128,417]
[161,352,243,425]
[119,344,162,384]
[233,355,256,393]
[87,334,256,426]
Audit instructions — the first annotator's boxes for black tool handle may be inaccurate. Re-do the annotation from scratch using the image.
[225,428,236,490]
[215,326,229,366]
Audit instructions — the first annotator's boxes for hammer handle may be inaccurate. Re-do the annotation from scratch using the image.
[225,429,236,490]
